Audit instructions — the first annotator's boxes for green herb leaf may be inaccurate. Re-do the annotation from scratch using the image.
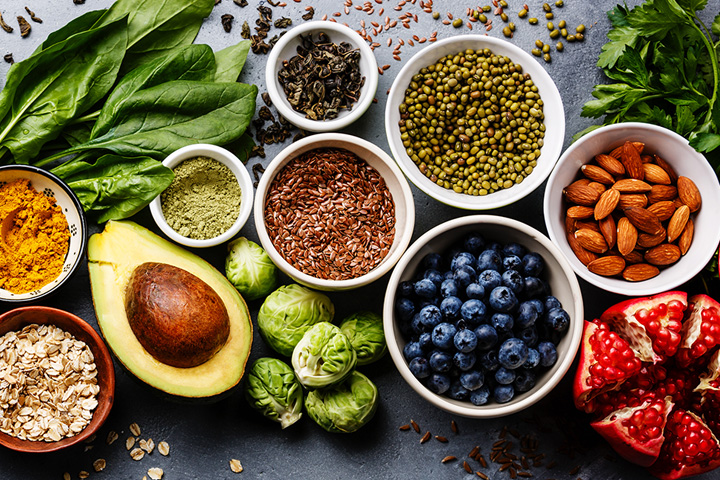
[598,26,641,69]
[37,9,108,52]
[712,12,720,36]
[690,132,720,152]
[214,40,251,83]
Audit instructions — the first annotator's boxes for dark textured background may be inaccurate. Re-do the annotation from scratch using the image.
[0,1,715,479]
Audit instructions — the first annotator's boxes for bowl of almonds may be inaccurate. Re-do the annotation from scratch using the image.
[0,306,115,452]
[544,122,720,295]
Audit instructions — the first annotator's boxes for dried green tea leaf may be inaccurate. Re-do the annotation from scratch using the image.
[0,12,14,32]
[17,16,31,37]
[24,7,42,23]
[221,13,233,32]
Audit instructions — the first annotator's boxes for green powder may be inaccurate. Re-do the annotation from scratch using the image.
[161,156,242,240]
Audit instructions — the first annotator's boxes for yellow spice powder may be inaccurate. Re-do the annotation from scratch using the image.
[0,178,70,294]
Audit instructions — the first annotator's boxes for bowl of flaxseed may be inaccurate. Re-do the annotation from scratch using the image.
[254,133,415,291]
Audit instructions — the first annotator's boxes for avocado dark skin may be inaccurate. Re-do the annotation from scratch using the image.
[125,262,230,368]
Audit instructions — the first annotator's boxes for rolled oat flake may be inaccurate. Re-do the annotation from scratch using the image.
[161,156,242,240]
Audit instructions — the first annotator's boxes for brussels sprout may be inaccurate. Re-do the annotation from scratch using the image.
[305,371,378,433]
[339,311,387,366]
[245,357,303,429]
[258,284,335,356]
[225,237,278,301]
[292,322,357,389]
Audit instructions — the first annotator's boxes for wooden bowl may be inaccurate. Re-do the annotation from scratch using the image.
[0,307,115,452]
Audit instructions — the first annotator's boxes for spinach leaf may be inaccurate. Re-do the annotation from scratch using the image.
[0,17,128,164]
[37,9,107,52]
[93,44,216,139]
[52,154,174,222]
[214,40,252,83]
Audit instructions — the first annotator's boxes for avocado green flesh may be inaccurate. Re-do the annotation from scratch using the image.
[88,220,252,398]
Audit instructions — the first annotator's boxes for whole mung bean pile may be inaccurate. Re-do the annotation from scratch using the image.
[264,148,395,280]
[399,48,545,196]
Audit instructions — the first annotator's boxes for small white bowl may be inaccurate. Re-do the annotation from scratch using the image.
[254,133,415,291]
[383,216,584,418]
[544,122,720,296]
[0,165,87,303]
[149,144,253,248]
[265,21,379,133]
[385,35,565,210]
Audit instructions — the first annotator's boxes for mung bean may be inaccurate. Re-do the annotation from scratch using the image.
[556,42,564,51]
[549,29,560,39]
[528,17,538,24]
[518,9,528,18]
[452,18,463,28]
[576,24,586,33]
[545,12,554,19]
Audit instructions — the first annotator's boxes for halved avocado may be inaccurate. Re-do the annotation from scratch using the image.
[88,220,252,398]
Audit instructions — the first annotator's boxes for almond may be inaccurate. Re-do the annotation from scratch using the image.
[575,228,608,254]
[563,184,600,206]
[567,232,598,266]
[599,216,616,250]
[568,178,591,188]
[622,264,660,282]
[642,163,672,185]
[587,256,625,277]
[594,189,620,220]
[677,176,702,212]
[644,243,681,266]
[648,185,678,204]
[587,182,607,195]
[623,206,664,235]
[618,194,648,209]
[565,215,576,234]
[567,206,595,219]
[595,154,625,176]
[637,230,667,248]
[667,204,690,243]
[653,155,678,183]
[612,178,652,193]
[647,201,676,222]
[621,141,644,179]
[641,154,654,164]
[609,141,645,158]
[576,220,601,233]
[623,250,645,264]
[581,164,615,185]
[616,217,638,256]
[678,218,694,255]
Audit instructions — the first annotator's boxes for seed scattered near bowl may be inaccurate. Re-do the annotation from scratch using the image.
[129,422,142,437]
[126,436,136,450]
[158,441,170,456]
[229,458,243,473]
[93,459,106,472]
[106,430,118,445]
[131,447,145,461]
[148,467,164,480]
[140,438,155,454]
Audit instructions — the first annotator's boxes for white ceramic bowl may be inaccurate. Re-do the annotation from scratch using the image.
[385,35,565,210]
[265,21,379,132]
[0,165,86,303]
[383,216,584,418]
[149,144,253,248]
[254,133,415,291]
[544,122,720,296]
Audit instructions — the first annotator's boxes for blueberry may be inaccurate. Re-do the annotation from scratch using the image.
[491,313,514,333]
[453,351,477,371]
[478,349,500,372]
[517,327,538,347]
[470,385,491,405]
[460,299,488,326]
[432,322,458,350]
[478,269,502,291]
[448,380,470,400]
[544,295,562,312]
[498,338,529,369]
[526,299,545,316]
[495,366,516,385]
[465,283,485,300]
[494,384,515,403]
[545,308,570,333]
[451,252,476,271]
[410,314,424,335]
[522,252,544,277]
[395,297,415,321]
[418,332,433,351]
[485,242,503,253]
[514,370,536,392]
[515,302,539,329]
[538,341,558,367]
[443,270,455,280]
[523,276,545,298]
[429,350,453,372]
[403,342,424,361]
[474,324,499,350]
[453,265,477,289]
[501,270,524,294]
[440,296,463,321]
[460,370,485,391]
[398,281,415,297]
[463,233,486,254]
[423,269,444,286]
[414,278,437,299]
[523,348,540,369]
[476,250,502,272]
[418,304,443,330]
[503,242,527,258]
[454,328,478,353]
[426,373,450,395]
[502,255,523,272]
[440,279,459,298]
[422,252,444,271]
[489,286,518,313]
[409,357,431,379]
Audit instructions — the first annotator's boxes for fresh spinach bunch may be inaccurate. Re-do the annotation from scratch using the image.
[578,0,720,176]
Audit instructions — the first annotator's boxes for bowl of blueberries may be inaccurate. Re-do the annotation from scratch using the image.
[383,215,584,418]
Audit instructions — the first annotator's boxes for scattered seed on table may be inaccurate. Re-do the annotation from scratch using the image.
[92,459,106,472]
[441,455,456,463]
[463,461,473,473]
[477,472,489,480]
[435,435,448,443]
[230,459,243,473]
[126,437,136,450]
[420,431,431,443]
[158,441,170,456]
[469,446,480,457]
[410,420,420,433]
[130,423,142,436]
[399,424,411,431]
[451,420,459,434]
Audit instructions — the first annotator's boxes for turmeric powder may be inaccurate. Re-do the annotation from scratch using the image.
[0,178,70,294]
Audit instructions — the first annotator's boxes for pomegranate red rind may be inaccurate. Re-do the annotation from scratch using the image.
[591,396,673,467]
[600,291,687,363]
[676,295,720,368]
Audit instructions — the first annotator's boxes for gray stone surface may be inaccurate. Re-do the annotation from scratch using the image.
[0,0,709,479]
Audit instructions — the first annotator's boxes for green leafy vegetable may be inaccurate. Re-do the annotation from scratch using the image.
[214,40,251,83]
[245,357,303,429]
[291,322,357,389]
[225,237,279,301]
[304,371,378,433]
[339,312,387,366]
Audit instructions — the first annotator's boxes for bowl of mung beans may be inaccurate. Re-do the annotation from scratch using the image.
[254,133,415,291]
[385,36,565,210]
